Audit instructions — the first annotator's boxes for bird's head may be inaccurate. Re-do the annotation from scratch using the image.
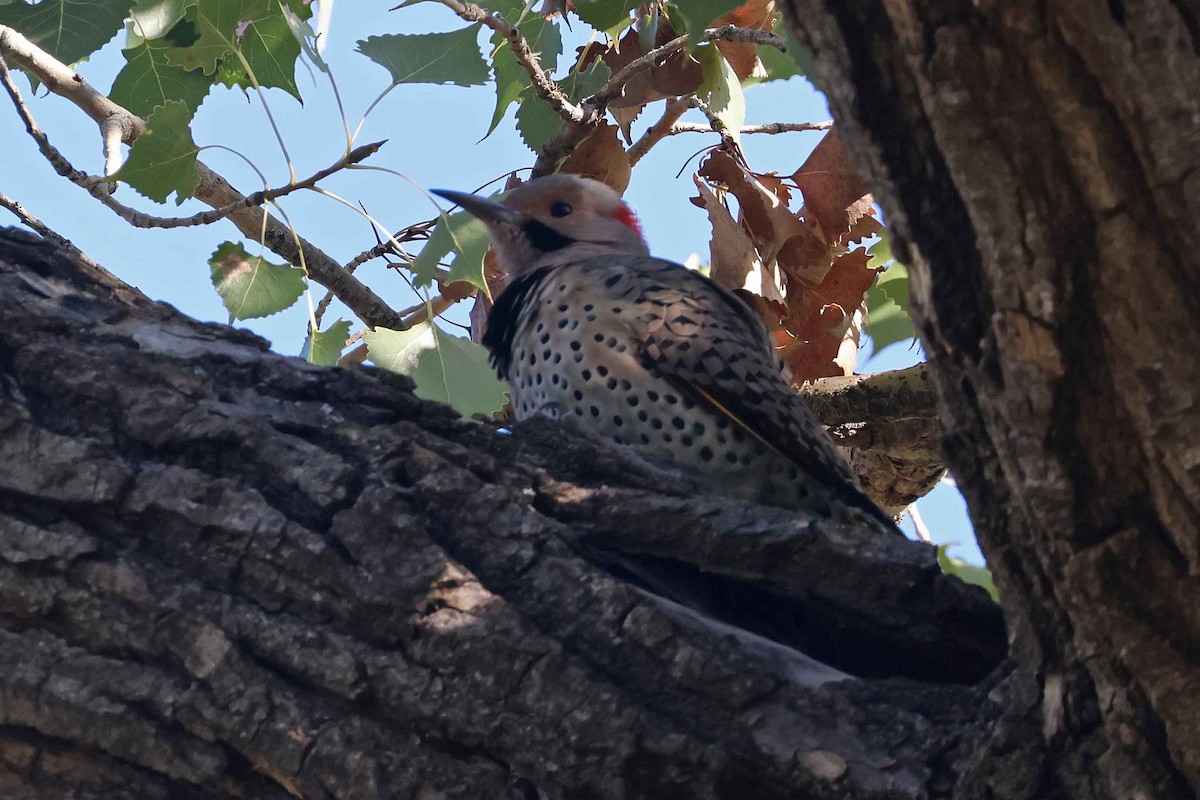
[432,174,649,277]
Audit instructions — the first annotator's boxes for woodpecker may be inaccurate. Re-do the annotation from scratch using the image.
[432,175,895,531]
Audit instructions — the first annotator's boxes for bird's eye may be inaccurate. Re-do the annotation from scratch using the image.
[550,201,573,218]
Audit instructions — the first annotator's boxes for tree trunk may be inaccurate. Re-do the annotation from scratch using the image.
[780,0,1200,797]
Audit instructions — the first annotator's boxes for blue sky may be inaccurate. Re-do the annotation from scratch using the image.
[0,2,982,563]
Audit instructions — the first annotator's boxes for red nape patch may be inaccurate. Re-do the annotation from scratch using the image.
[613,204,643,236]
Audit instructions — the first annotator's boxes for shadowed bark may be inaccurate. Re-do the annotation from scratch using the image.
[781,0,1200,797]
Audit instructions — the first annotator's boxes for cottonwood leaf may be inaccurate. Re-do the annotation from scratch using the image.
[208,240,306,321]
[515,61,609,154]
[486,0,561,137]
[692,175,757,291]
[111,34,213,116]
[357,26,488,87]
[865,277,915,356]
[713,0,775,81]
[128,0,196,41]
[162,0,274,75]
[560,121,631,193]
[697,43,744,147]
[673,0,742,42]
[781,246,875,383]
[937,545,998,603]
[111,100,200,203]
[366,322,508,419]
[412,210,492,294]
[750,18,813,85]
[572,0,638,32]
[216,1,309,100]
[0,0,135,67]
[697,150,803,264]
[792,128,873,243]
[301,319,351,366]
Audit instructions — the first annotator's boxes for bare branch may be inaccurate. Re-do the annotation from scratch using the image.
[0,24,405,331]
[627,98,688,166]
[683,94,743,161]
[669,119,833,136]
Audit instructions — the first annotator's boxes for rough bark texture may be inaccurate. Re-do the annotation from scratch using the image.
[804,365,944,514]
[780,1,1200,798]
[0,228,1007,799]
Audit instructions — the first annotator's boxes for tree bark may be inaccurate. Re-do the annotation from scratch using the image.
[0,228,1007,799]
[780,0,1200,797]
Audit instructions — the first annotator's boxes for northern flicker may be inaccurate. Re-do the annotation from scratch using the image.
[432,175,895,532]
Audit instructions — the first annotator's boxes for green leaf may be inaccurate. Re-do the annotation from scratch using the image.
[0,0,136,66]
[128,0,196,41]
[366,322,508,419]
[485,14,561,137]
[572,0,638,32]
[301,319,351,365]
[0,0,135,63]
[697,44,744,147]
[670,0,740,43]
[111,100,200,203]
[877,261,910,312]
[214,3,307,100]
[411,210,491,293]
[357,26,489,87]
[208,240,306,321]
[937,545,998,603]
[750,21,814,86]
[865,276,916,356]
[110,35,213,117]
[281,1,326,73]
[161,0,269,74]
[867,235,894,269]
[515,60,609,154]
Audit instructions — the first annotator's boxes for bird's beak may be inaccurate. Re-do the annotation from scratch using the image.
[430,188,520,225]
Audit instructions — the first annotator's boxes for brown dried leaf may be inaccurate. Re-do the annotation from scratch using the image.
[780,247,875,384]
[754,171,793,205]
[574,21,702,112]
[693,175,757,290]
[777,222,832,285]
[610,105,641,143]
[715,0,776,80]
[536,0,573,19]
[844,211,882,245]
[561,121,632,193]
[791,129,873,244]
[698,150,804,263]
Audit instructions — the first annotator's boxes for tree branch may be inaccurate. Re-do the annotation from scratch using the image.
[670,119,834,136]
[804,365,944,512]
[0,228,1009,799]
[0,24,405,331]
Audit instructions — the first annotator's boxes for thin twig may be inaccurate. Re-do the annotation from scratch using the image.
[669,120,833,136]
[684,94,743,163]
[0,24,404,331]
